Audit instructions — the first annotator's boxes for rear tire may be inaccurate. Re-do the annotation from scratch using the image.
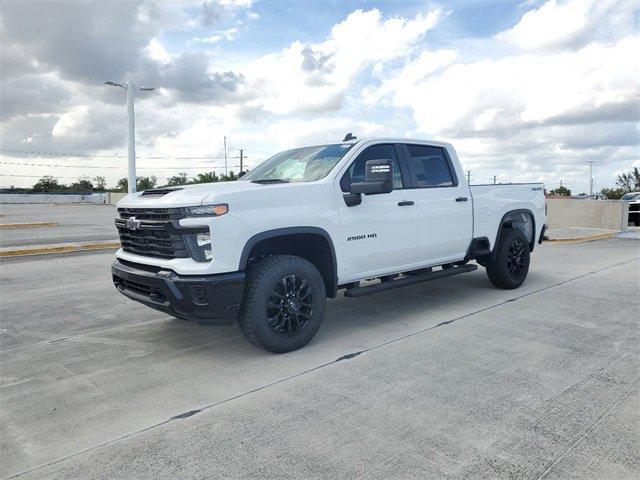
[238,255,326,353]
[485,229,530,289]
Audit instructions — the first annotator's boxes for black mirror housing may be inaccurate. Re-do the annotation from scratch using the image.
[350,159,393,195]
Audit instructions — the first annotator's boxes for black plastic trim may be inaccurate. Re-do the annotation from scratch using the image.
[112,260,245,325]
[493,209,537,256]
[238,227,338,297]
[464,237,491,262]
[344,264,477,298]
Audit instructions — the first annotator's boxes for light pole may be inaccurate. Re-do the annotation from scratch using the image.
[586,160,595,196]
[105,81,155,193]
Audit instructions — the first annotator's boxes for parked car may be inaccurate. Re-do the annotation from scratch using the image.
[622,192,640,226]
[112,137,547,352]
[573,194,608,200]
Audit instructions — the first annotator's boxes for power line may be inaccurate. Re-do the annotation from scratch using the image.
[0,161,241,170]
[0,148,231,161]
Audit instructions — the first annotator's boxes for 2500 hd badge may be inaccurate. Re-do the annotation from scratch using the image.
[347,233,377,241]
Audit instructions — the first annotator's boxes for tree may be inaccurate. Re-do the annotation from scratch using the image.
[32,176,66,192]
[69,176,94,192]
[615,167,640,191]
[93,176,106,191]
[166,172,188,186]
[137,176,157,191]
[221,170,237,182]
[600,188,626,200]
[114,176,158,192]
[192,172,219,184]
[549,186,571,196]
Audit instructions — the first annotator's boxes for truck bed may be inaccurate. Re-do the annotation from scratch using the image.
[470,183,546,249]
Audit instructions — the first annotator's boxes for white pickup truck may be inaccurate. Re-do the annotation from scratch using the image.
[112,137,547,352]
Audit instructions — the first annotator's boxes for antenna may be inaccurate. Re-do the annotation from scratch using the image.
[343,133,357,142]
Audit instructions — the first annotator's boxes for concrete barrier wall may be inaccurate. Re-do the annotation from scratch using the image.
[107,192,127,204]
[0,193,107,204]
[547,198,629,231]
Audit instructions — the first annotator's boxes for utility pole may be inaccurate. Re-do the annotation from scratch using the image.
[224,136,228,177]
[560,179,563,188]
[586,160,594,195]
[104,81,155,193]
[126,82,136,193]
[239,149,244,173]
[467,170,471,185]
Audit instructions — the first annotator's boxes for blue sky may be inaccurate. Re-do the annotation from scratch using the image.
[0,0,638,192]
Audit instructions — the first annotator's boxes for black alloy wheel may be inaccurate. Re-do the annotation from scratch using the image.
[506,238,527,280]
[266,274,314,337]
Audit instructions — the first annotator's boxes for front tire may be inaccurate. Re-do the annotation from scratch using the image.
[238,255,326,353]
[485,229,530,289]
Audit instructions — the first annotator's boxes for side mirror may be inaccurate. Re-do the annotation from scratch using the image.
[350,159,393,195]
[238,171,247,178]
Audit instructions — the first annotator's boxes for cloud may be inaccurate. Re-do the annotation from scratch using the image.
[240,8,442,115]
[496,0,635,50]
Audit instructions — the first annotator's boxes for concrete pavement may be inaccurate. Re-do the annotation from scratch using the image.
[0,238,638,479]
[0,204,117,248]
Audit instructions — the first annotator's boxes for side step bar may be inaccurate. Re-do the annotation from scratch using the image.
[344,264,478,298]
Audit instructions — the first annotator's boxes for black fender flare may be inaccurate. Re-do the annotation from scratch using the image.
[492,209,536,257]
[238,226,338,297]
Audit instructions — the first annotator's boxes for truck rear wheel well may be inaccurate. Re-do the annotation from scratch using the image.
[241,230,337,298]
[498,210,535,252]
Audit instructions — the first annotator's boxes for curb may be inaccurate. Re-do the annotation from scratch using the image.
[545,232,616,244]
[0,222,58,229]
[0,241,120,258]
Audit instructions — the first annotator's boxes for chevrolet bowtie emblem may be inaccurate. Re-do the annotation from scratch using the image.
[126,216,141,231]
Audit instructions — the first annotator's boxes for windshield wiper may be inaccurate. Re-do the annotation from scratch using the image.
[250,178,290,184]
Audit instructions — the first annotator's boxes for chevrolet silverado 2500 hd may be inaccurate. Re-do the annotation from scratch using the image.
[112,137,547,352]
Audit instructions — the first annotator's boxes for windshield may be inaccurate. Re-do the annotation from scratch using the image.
[241,143,355,183]
[621,193,640,200]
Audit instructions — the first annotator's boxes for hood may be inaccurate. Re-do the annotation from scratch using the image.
[116,181,267,208]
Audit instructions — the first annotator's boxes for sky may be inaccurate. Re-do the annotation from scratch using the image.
[0,0,638,192]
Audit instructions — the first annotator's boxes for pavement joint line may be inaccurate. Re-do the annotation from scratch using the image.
[4,255,639,480]
[536,376,640,480]
[0,222,58,229]
[0,241,120,258]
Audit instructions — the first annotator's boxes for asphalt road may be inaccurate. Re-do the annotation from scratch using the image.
[0,204,117,248]
[0,238,638,479]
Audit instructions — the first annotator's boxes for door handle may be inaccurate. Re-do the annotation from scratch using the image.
[455,197,468,202]
[398,200,415,206]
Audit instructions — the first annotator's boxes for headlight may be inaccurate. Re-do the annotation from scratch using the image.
[183,204,228,217]
[184,232,212,262]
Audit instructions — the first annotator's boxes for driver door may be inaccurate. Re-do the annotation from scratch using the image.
[335,144,418,281]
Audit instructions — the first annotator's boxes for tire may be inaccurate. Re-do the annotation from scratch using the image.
[485,229,530,289]
[238,255,326,353]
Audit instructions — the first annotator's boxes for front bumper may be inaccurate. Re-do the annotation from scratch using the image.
[112,259,245,325]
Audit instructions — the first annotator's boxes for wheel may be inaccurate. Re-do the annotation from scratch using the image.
[238,255,326,353]
[485,229,530,289]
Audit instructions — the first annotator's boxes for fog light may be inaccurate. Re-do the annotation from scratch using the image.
[197,233,211,247]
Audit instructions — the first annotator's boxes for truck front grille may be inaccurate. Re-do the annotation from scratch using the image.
[118,207,183,221]
[116,208,189,259]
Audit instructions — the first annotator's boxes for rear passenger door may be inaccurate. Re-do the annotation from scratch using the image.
[400,143,472,264]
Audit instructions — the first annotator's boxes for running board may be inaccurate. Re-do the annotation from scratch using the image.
[344,264,478,298]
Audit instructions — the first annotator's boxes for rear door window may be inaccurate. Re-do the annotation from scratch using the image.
[404,144,455,188]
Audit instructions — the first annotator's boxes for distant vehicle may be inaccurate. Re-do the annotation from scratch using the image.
[573,194,608,200]
[111,137,547,352]
[622,192,640,226]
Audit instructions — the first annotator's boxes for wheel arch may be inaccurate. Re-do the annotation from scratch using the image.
[493,209,536,256]
[239,227,338,297]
